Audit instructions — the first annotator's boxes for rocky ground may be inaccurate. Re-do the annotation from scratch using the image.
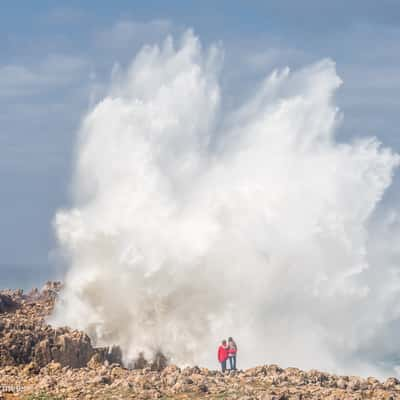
[1,362,400,400]
[0,283,399,399]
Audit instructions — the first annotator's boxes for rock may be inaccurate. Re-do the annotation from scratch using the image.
[34,339,52,366]
[0,361,397,400]
[198,383,208,392]
[348,379,360,391]
[384,377,399,389]
[47,361,62,372]
[87,353,103,369]
[50,331,94,368]
[337,378,347,389]
[132,352,148,369]
[1,282,400,400]
[23,361,39,375]
[359,379,369,390]
[96,375,112,385]
[151,351,168,371]
[166,375,177,386]
[0,294,19,313]
[0,284,102,369]
[161,364,180,376]
[94,344,123,366]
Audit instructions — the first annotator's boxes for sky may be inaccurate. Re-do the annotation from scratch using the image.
[1,0,400,289]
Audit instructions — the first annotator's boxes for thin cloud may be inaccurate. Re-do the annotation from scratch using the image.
[95,19,173,50]
[45,6,85,24]
[0,54,89,97]
[246,47,308,72]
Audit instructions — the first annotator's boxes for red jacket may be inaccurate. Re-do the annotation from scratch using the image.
[228,341,237,355]
[228,346,237,355]
[218,345,229,362]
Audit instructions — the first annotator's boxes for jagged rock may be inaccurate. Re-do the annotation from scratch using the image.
[95,344,123,366]
[151,351,168,371]
[337,377,347,389]
[132,352,148,369]
[1,282,400,399]
[34,339,52,366]
[0,293,18,313]
[384,377,399,389]
[87,352,103,369]
[348,377,361,391]
[50,332,94,368]
[0,283,99,369]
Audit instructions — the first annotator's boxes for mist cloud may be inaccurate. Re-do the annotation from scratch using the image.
[50,31,400,377]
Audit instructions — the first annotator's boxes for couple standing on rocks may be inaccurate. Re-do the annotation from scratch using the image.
[217,337,237,372]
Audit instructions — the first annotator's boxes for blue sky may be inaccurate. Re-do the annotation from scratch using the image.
[1,1,400,289]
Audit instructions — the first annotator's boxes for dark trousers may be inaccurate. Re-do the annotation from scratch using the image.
[221,360,227,372]
[229,355,236,370]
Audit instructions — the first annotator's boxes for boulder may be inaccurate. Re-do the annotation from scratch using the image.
[0,294,18,313]
[51,332,94,368]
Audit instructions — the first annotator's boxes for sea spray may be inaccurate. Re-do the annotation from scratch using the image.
[50,31,400,376]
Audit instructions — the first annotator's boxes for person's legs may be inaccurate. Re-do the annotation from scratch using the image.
[221,360,226,372]
[229,356,234,370]
[233,355,237,370]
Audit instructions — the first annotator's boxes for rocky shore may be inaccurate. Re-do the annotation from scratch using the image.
[0,283,399,399]
[0,282,122,369]
[1,361,400,399]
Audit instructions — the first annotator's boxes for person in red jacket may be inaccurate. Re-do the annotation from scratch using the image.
[217,339,229,372]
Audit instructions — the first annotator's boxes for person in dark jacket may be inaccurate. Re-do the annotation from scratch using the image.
[228,337,237,370]
[217,339,229,372]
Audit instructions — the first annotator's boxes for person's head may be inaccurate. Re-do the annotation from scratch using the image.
[228,337,233,342]
[222,339,227,345]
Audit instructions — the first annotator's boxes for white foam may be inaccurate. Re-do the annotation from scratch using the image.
[50,31,400,377]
